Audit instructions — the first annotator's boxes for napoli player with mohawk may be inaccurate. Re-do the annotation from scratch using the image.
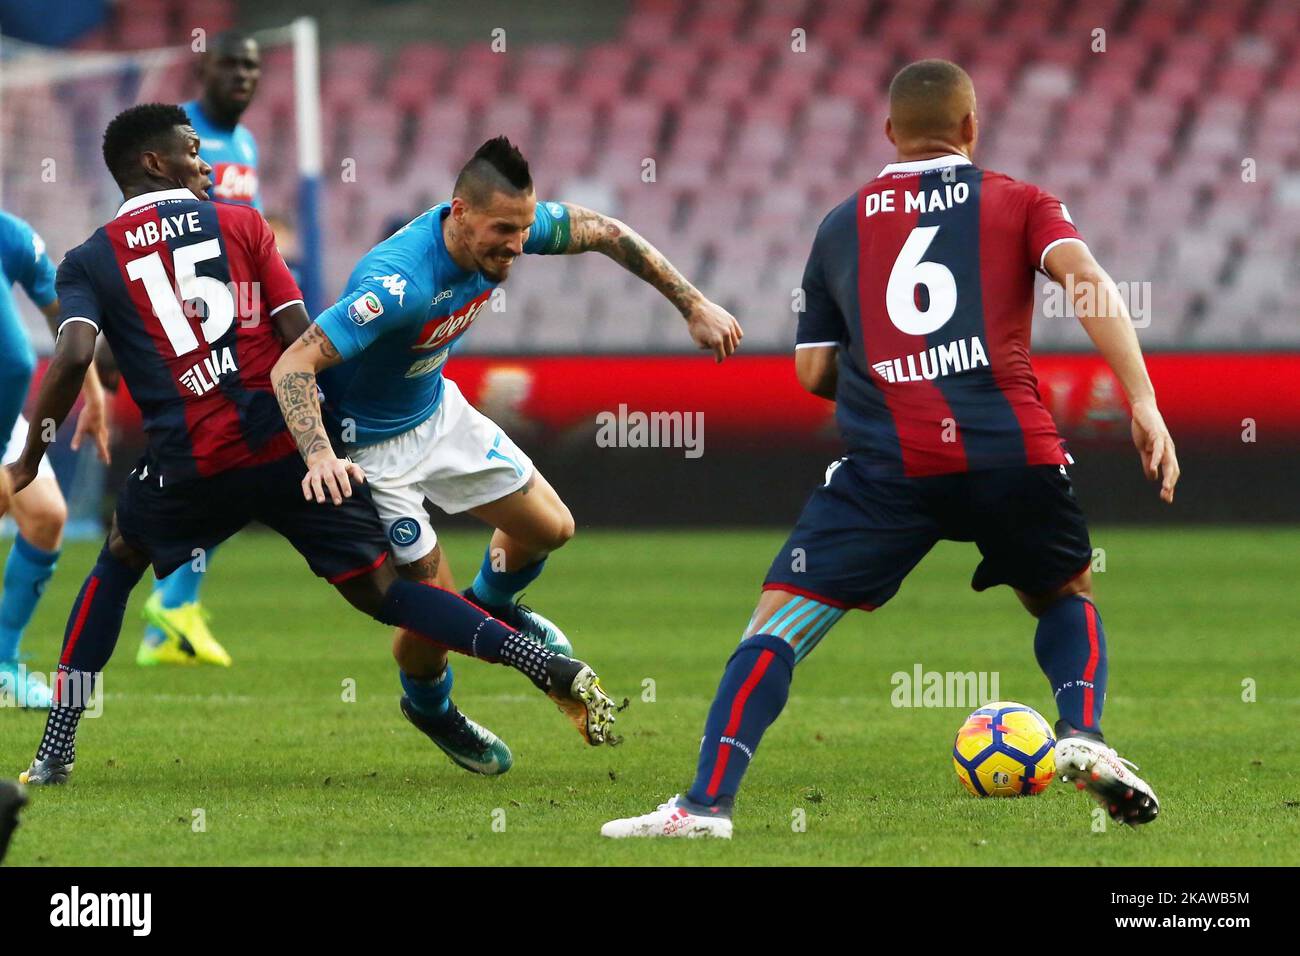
[604,60,1179,839]
[274,136,742,776]
[8,105,619,785]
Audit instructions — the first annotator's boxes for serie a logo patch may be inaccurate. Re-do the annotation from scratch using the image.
[348,291,384,326]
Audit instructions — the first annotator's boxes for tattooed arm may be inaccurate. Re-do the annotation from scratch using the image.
[561,203,744,362]
[271,323,366,506]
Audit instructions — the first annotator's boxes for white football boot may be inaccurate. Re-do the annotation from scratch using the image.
[1056,734,1159,825]
[601,795,733,839]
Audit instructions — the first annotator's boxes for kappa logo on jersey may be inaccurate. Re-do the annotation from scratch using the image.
[378,273,407,307]
[210,163,258,203]
[411,288,491,352]
[347,291,384,326]
[870,335,989,384]
[179,346,237,396]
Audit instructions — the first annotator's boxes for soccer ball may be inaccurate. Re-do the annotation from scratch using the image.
[952,701,1056,797]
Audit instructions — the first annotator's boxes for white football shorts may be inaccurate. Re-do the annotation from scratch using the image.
[2,415,55,480]
[346,378,533,564]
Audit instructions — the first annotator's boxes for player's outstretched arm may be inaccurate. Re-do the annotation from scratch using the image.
[271,322,366,506]
[3,321,96,503]
[40,301,111,464]
[561,203,743,362]
[1044,241,1179,503]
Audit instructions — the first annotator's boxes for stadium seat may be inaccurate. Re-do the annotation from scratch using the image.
[22,0,1292,353]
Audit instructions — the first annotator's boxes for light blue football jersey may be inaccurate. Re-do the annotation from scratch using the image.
[316,200,570,445]
[0,209,56,456]
[184,99,261,209]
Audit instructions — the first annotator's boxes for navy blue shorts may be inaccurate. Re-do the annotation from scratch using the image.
[115,452,390,583]
[763,458,1092,609]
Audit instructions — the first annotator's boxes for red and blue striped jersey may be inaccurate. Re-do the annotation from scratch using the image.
[797,155,1084,477]
[55,188,304,482]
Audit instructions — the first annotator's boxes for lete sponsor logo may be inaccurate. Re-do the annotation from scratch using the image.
[411,289,491,351]
[210,162,258,203]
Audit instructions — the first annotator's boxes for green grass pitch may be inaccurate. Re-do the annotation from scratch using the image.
[2,526,1296,866]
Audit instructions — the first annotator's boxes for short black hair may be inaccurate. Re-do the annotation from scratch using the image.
[453,136,533,207]
[208,30,257,56]
[102,103,192,187]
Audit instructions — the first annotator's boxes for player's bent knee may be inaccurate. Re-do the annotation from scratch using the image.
[337,565,395,619]
[1019,569,1093,618]
[513,504,574,555]
[547,505,576,551]
[105,519,149,570]
[19,496,67,551]
[392,629,447,676]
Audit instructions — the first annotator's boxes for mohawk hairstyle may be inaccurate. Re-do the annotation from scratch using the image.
[453,136,533,207]
[102,102,192,188]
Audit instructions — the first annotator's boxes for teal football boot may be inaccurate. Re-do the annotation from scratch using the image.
[400,697,513,776]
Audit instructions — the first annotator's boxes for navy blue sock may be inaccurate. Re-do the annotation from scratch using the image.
[37,541,146,763]
[686,635,796,809]
[377,579,553,685]
[1034,595,1108,736]
[469,547,545,609]
[58,542,146,674]
[401,664,453,719]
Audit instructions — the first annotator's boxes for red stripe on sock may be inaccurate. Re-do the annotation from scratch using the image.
[1081,600,1100,728]
[705,649,774,798]
[60,575,101,668]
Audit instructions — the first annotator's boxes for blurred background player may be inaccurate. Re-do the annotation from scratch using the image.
[135,30,264,668]
[10,103,618,785]
[604,60,1178,840]
[274,136,740,775]
[0,210,109,708]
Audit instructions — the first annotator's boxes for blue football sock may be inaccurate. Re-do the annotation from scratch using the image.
[157,550,214,610]
[469,547,545,609]
[1034,594,1108,736]
[0,535,60,661]
[401,664,453,718]
[686,634,796,808]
